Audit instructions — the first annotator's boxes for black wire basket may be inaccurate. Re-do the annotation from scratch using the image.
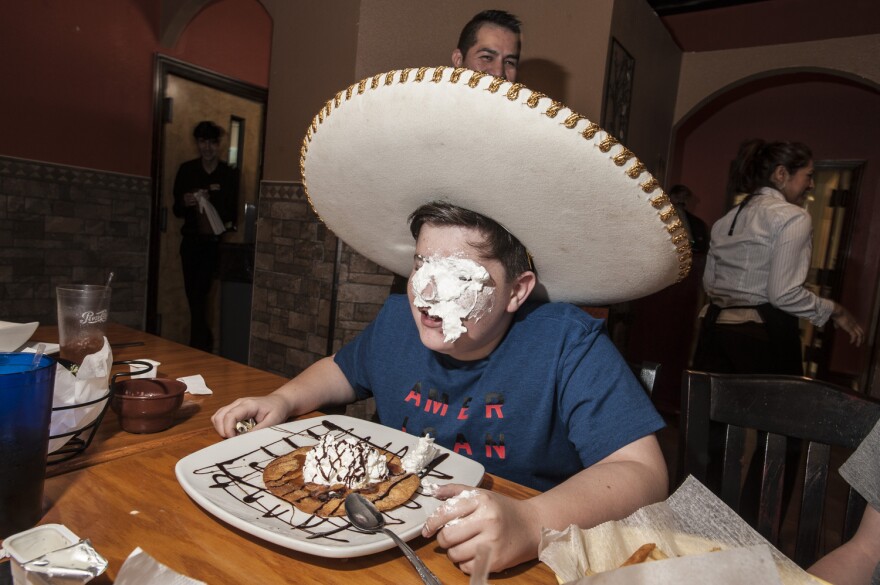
[47,359,154,465]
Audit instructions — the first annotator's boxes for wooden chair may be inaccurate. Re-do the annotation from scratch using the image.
[677,369,880,567]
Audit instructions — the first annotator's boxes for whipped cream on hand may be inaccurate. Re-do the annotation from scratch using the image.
[303,434,389,489]
[402,434,440,474]
[411,255,494,342]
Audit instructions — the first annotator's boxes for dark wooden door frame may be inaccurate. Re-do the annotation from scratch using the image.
[811,160,865,387]
[147,55,268,334]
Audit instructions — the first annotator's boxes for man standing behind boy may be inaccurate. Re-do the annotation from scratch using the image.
[452,9,521,82]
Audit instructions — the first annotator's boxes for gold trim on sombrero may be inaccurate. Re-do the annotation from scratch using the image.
[526,92,547,108]
[581,122,600,139]
[300,67,691,300]
[660,207,678,222]
[546,101,565,118]
[627,161,647,178]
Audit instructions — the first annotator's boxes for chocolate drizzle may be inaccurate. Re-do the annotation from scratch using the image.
[190,420,452,543]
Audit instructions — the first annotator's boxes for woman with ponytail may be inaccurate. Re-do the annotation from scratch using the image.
[693,139,863,375]
[692,139,865,523]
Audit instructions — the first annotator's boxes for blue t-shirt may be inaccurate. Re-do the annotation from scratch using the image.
[334,295,664,491]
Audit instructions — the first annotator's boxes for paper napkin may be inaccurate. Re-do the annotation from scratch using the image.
[177,374,212,395]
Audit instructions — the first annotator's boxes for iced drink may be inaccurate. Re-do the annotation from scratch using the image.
[0,353,56,538]
[56,284,111,364]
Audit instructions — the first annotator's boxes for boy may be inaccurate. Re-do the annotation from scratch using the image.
[213,66,690,573]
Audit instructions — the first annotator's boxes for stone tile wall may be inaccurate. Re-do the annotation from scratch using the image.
[0,160,391,383]
[248,181,395,379]
[0,155,150,328]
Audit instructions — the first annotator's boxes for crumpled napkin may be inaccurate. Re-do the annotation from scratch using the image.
[567,545,781,585]
[194,192,225,235]
[177,374,212,395]
[48,338,113,453]
[114,548,206,585]
[539,476,822,585]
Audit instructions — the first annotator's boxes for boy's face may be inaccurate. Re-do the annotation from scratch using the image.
[408,224,519,361]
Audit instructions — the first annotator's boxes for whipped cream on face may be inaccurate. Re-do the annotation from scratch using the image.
[402,434,440,474]
[412,255,494,342]
[303,434,389,489]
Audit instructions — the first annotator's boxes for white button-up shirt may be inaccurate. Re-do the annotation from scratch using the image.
[703,186,834,326]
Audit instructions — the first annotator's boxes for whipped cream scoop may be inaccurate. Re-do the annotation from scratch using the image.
[303,434,389,489]
[412,255,493,342]
[402,434,440,474]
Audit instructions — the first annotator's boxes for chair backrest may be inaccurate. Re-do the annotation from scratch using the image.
[678,369,880,567]
[628,360,661,396]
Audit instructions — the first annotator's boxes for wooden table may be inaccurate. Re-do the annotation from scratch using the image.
[40,430,557,584]
[26,324,557,583]
[34,323,289,476]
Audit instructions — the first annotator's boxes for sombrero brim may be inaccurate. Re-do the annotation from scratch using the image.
[301,66,691,304]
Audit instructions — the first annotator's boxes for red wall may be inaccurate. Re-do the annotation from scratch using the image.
[1,0,270,176]
[671,73,880,377]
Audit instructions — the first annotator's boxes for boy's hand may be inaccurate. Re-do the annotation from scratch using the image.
[211,394,290,438]
[422,484,540,574]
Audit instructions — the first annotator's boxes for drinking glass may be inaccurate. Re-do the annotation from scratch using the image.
[56,284,111,364]
[0,353,56,538]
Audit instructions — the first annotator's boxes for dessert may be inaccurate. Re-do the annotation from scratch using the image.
[402,434,440,474]
[263,434,420,517]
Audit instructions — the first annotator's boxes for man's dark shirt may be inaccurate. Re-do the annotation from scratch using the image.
[172,159,238,236]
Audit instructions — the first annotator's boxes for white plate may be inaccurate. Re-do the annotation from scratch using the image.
[18,341,60,355]
[0,321,39,352]
[175,414,485,558]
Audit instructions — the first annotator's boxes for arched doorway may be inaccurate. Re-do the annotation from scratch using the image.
[147,0,271,363]
[626,70,880,408]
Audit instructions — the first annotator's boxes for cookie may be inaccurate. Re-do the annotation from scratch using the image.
[263,444,420,517]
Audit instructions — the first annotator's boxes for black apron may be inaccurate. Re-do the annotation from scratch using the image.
[696,302,803,375]
[695,189,804,376]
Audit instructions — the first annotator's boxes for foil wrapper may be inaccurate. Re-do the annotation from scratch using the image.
[21,539,107,584]
[235,417,257,434]
[3,524,107,585]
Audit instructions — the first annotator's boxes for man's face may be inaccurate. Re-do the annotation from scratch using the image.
[452,24,520,82]
[197,138,219,163]
[408,224,518,361]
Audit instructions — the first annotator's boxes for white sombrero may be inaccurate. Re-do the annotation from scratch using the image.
[301,66,691,304]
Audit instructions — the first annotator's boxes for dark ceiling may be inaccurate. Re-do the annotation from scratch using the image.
[648,0,880,52]
[647,0,766,16]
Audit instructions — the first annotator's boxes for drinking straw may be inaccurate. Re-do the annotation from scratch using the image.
[30,343,45,370]
[105,271,115,288]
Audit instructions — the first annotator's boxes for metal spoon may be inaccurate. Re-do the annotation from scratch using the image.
[345,493,442,585]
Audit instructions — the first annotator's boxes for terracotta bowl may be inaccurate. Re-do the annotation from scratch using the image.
[111,378,186,434]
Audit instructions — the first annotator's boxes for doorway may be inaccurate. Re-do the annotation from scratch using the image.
[801,161,865,387]
[148,56,267,358]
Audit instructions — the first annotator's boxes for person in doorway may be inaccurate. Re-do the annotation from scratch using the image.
[172,120,238,352]
[668,184,709,255]
[622,183,709,410]
[212,66,685,574]
[451,9,521,82]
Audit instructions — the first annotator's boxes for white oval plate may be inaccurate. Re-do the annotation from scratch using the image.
[175,414,485,558]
